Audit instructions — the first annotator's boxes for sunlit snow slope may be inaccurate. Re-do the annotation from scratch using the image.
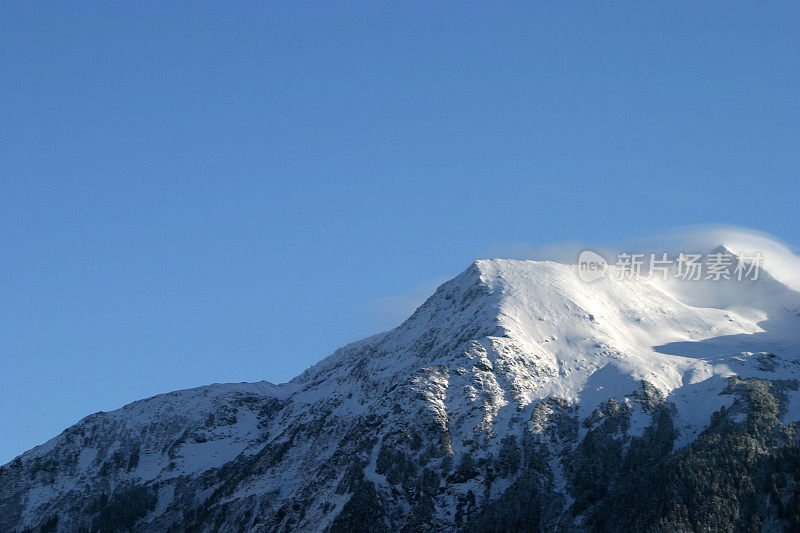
[2,248,800,532]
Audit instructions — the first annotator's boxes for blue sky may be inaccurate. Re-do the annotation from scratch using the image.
[1,2,798,464]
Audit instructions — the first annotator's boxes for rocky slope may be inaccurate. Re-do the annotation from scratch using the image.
[2,254,800,532]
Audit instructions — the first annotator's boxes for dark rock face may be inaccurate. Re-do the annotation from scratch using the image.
[6,376,799,532]
[470,377,800,533]
[3,259,800,531]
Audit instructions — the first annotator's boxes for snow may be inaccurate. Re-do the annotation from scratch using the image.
[5,246,800,530]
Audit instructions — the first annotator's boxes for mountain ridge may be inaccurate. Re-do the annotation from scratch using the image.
[3,255,800,531]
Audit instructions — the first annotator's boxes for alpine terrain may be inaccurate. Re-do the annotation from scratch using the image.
[3,248,800,532]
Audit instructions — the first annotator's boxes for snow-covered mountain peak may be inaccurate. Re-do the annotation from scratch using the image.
[288,255,798,419]
[3,255,800,532]
[709,243,736,255]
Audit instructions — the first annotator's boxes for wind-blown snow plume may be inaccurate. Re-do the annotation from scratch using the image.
[632,225,800,292]
[3,226,800,532]
[491,225,800,290]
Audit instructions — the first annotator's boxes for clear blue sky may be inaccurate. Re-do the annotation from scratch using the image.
[1,2,798,464]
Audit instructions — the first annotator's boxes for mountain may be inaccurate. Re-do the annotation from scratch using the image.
[3,255,800,532]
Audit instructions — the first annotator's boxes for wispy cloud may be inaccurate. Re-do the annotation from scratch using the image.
[486,225,800,290]
[364,225,800,338]
[628,225,800,291]
[361,277,450,333]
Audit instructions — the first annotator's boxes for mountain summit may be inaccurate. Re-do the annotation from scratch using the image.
[3,258,800,531]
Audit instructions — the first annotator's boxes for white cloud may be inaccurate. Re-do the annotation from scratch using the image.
[364,225,799,337]
[626,225,800,291]
[488,225,800,291]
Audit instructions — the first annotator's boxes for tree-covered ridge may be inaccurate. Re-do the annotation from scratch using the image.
[468,377,800,532]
